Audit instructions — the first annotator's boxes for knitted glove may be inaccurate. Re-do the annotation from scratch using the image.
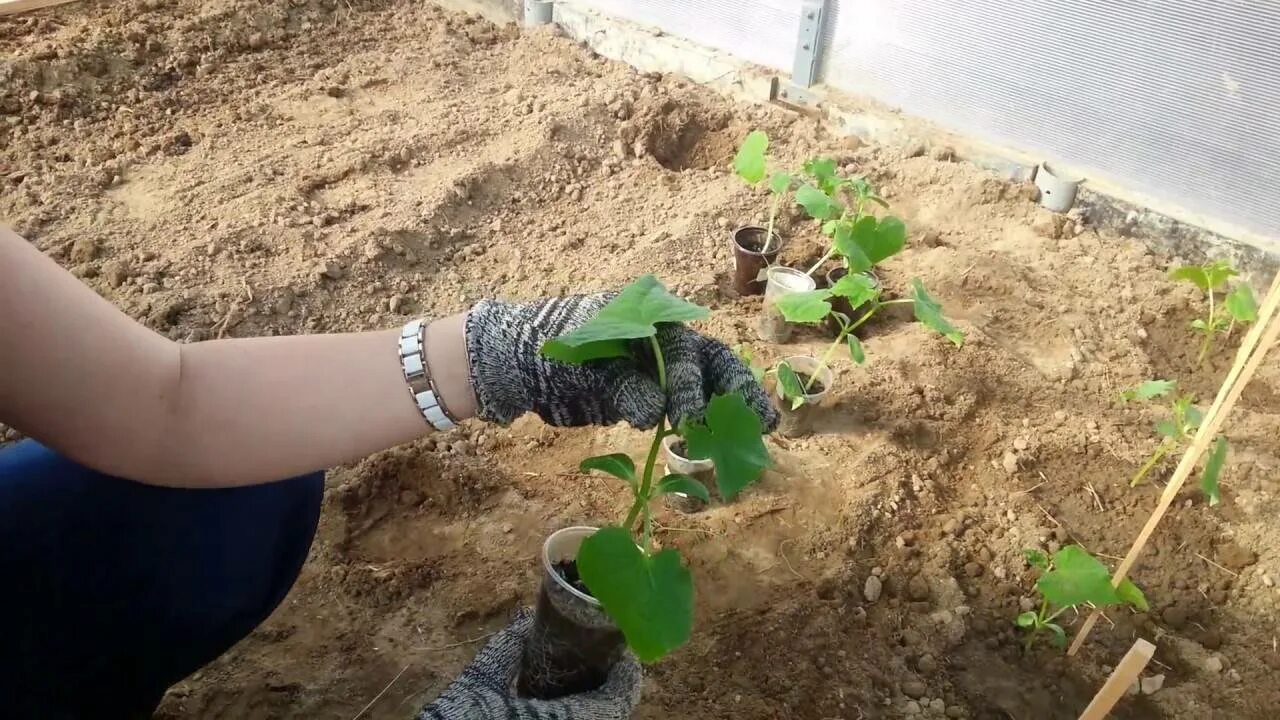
[465,294,777,431]
[417,610,642,720]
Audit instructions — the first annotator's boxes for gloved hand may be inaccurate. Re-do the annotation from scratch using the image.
[465,293,777,431]
[417,610,642,720]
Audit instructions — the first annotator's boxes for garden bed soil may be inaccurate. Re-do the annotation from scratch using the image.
[4,2,1280,718]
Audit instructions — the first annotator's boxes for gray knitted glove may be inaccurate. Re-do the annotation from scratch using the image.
[417,610,642,720]
[465,294,778,431]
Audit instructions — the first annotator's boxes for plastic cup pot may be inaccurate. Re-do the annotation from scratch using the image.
[824,267,880,337]
[1033,162,1084,213]
[661,434,715,513]
[517,526,625,699]
[730,225,785,296]
[775,355,834,438]
[757,266,816,343]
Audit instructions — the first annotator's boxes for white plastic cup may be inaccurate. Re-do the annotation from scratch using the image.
[775,355,834,438]
[758,266,817,343]
[1034,162,1083,213]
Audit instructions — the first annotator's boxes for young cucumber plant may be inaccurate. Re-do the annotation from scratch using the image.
[1169,260,1257,365]
[792,158,901,277]
[772,273,963,407]
[1018,545,1148,651]
[541,275,771,662]
[1121,380,1229,505]
[733,130,795,256]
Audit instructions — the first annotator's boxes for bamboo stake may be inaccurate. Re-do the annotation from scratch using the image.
[0,0,78,16]
[1077,638,1156,720]
[1069,271,1280,655]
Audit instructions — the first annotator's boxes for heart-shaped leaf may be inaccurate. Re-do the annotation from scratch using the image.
[775,289,833,324]
[576,527,693,663]
[768,171,793,194]
[579,453,637,490]
[1200,435,1228,507]
[1225,284,1258,323]
[795,184,842,221]
[1037,545,1120,609]
[1121,379,1176,402]
[803,157,839,194]
[654,473,711,503]
[829,272,879,308]
[542,275,709,364]
[1015,611,1037,628]
[1171,260,1236,292]
[832,216,906,273]
[733,131,768,185]
[682,393,770,501]
[911,279,964,346]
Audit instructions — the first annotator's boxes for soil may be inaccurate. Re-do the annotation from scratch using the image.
[554,559,590,597]
[4,1,1280,719]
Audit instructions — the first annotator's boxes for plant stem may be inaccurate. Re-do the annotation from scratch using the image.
[762,193,779,256]
[1131,441,1172,487]
[803,304,880,393]
[624,337,671,552]
[650,336,668,391]
[1198,290,1216,366]
[806,246,838,277]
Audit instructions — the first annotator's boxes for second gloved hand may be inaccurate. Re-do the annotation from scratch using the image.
[465,293,777,431]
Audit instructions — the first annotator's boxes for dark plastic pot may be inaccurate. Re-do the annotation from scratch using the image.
[775,356,833,439]
[731,225,785,296]
[662,435,715,513]
[824,267,880,337]
[517,527,625,699]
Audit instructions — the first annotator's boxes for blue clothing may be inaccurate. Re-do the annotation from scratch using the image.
[0,440,324,719]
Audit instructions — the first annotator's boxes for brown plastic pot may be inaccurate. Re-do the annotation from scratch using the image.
[662,435,715,513]
[731,225,785,296]
[517,527,625,700]
[775,355,834,438]
[824,267,881,337]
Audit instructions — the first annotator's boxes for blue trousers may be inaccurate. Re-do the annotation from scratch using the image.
[0,440,325,719]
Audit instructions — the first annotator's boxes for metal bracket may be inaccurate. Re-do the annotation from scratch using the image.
[773,0,827,109]
[771,78,821,110]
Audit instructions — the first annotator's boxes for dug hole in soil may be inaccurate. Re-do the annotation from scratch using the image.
[4,1,1280,718]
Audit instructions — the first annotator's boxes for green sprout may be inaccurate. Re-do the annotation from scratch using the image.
[543,275,771,662]
[733,130,795,256]
[1018,546,1148,651]
[772,274,962,409]
[1121,380,1228,505]
[1169,260,1257,365]
[791,158,900,278]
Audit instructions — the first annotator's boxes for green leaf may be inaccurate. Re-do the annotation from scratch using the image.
[1116,579,1149,613]
[733,130,768,185]
[1046,623,1067,648]
[1225,284,1257,323]
[579,453,637,490]
[654,473,711,503]
[1200,435,1228,507]
[768,171,792,194]
[1171,261,1236,292]
[1023,548,1050,571]
[829,272,879,308]
[1183,402,1205,431]
[846,334,865,364]
[1154,419,1179,439]
[795,184,842,221]
[821,219,839,237]
[775,289,834,324]
[1121,379,1176,402]
[1037,545,1119,609]
[803,157,839,193]
[776,361,806,403]
[911,279,964,347]
[576,527,693,663]
[541,275,709,364]
[1015,611,1037,628]
[682,393,770,501]
[832,216,906,273]
[1190,318,1209,332]
[1204,260,1237,289]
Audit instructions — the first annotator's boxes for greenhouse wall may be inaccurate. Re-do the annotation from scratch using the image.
[565,0,1280,248]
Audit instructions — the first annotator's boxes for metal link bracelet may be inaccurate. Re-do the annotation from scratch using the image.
[399,319,457,431]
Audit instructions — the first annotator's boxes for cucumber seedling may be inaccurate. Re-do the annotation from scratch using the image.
[1018,545,1148,651]
[733,130,795,256]
[772,273,963,409]
[1169,260,1257,365]
[542,275,771,662]
[791,158,902,278]
[1121,380,1229,505]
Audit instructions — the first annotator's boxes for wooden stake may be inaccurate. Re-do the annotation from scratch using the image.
[1070,271,1280,655]
[0,0,77,15]
[1077,638,1156,720]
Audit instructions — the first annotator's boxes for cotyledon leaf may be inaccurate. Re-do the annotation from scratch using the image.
[682,393,770,501]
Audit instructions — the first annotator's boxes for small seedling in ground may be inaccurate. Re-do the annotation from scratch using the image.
[733,130,795,255]
[543,275,771,662]
[1169,260,1257,365]
[772,273,963,408]
[1017,546,1148,651]
[1121,380,1229,505]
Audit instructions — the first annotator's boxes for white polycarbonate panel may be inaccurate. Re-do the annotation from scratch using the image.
[577,0,804,71]
[822,0,1280,239]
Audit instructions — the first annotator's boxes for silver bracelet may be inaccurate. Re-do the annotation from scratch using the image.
[399,319,457,431]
